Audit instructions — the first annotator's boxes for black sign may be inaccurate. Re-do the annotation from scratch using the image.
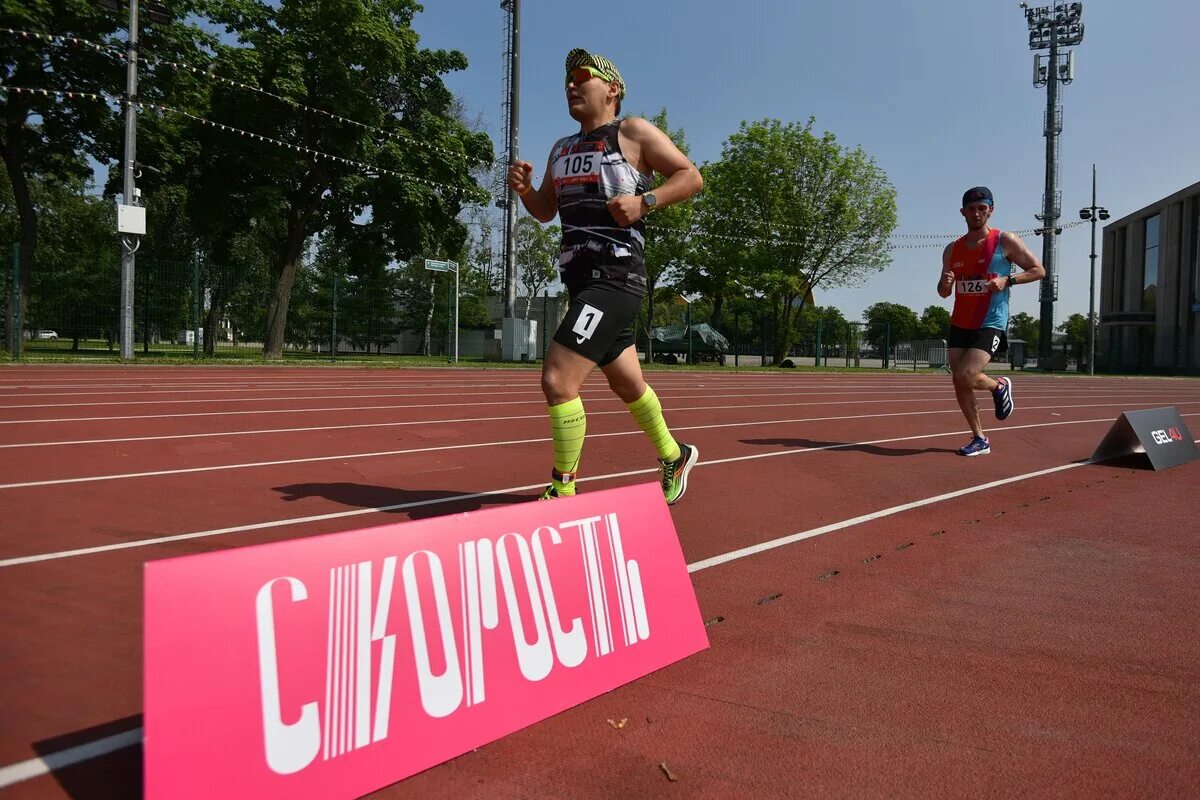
[1091,406,1198,471]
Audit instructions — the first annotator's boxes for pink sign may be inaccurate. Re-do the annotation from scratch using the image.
[144,482,708,799]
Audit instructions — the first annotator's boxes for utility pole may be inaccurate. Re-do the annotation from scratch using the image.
[106,0,172,359]
[1021,1,1083,368]
[500,0,520,319]
[119,0,141,360]
[1079,164,1109,375]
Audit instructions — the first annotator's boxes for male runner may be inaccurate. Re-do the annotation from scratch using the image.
[938,186,1045,456]
[507,49,704,502]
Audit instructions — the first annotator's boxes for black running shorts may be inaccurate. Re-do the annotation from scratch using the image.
[949,325,1007,356]
[553,280,643,366]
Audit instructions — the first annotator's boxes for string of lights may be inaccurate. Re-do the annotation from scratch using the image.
[0,27,126,60]
[0,84,474,196]
[700,212,1086,240]
[2,27,474,164]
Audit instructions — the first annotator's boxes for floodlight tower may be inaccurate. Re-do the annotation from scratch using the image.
[1021,1,1084,367]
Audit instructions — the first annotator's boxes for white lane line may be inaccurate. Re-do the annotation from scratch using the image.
[6,394,1188,449]
[0,387,1184,427]
[689,457,1118,572]
[3,384,1176,411]
[6,414,1188,567]
[0,376,744,397]
[0,401,1181,490]
[0,728,143,788]
[5,437,1192,790]
[0,372,1054,387]
[0,389,894,425]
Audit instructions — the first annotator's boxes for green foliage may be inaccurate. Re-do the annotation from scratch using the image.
[1009,311,1039,350]
[862,301,917,351]
[688,118,897,362]
[515,214,557,316]
[918,304,951,341]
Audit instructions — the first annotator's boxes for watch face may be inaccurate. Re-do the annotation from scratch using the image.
[644,193,657,207]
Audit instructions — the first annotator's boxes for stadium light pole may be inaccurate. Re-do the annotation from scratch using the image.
[102,0,172,360]
[1078,163,1109,375]
[118,0,140,360]
[1021,1,1084,369]
[501,0,520,320]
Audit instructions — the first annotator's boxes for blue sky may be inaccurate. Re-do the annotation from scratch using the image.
[412,0,1199,324]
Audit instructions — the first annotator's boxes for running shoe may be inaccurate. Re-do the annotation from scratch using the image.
[539,469,576,500]
[958,436,991,457]
[992,376,1014,421]
[659,443,699,505]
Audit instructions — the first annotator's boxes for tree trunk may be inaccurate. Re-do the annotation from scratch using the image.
[771,297,790,365]
[263,183,324,358]
[203,305,218,356]
[421,275,435,356]
[773,293,803,365]
[203,279,227,357]
[263,248,302,358]
[709,292,726,331]
[645,293,656,362]
[2,111,37,349]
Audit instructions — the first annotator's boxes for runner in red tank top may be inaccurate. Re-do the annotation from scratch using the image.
[937,187,1045,456]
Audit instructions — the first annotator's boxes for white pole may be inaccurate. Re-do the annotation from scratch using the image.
[453,262,459,364]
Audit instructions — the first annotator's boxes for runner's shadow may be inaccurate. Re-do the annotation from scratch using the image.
[740,437,958,457]
[273,482,533,520]
[31,716,143,799]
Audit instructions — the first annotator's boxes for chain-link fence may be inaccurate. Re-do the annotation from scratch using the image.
[8,249,562,362]
[5,247,1037,371]
[637,314,893,369]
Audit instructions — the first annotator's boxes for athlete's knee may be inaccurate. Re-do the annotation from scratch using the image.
[605,370,645,402]
[953,366,978,388]
[541,367,575,405]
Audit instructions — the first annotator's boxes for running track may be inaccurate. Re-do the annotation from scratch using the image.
[0,366,1197,799]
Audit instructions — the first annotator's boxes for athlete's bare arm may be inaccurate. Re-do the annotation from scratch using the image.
[989,231,1046,292]
[507,150,560,223]
[938,242,955,298]
[608,117,702,227]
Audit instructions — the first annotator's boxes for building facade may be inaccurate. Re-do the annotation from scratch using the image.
[1100,179,1200,372]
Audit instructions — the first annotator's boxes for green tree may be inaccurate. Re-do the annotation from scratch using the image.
[191,0,491,357]
[515,215,557,318]
[2,0,118,340]
[683,160,754,333]
[455,260,493,328]
[2,0,215,345]
[19,175,117,350]
[918,304,951,341]
[795,304,847,343]
[862,301,917,352]
[641,108,695,360]
[692,118,897,363]
[1057,312,1095,364]
[1009,311,1039,351]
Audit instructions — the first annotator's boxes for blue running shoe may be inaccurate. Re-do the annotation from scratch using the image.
[992,376,1014,421]
[958,436,991,457]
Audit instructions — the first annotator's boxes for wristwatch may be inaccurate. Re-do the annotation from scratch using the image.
[1005,275,1016,288]
[641,193,657,212]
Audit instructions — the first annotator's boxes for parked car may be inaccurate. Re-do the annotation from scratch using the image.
[34,330,58,340]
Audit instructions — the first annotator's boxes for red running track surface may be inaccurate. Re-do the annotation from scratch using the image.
[0,366,1197,798]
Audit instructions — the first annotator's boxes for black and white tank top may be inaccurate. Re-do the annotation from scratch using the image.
[550,119,650,295]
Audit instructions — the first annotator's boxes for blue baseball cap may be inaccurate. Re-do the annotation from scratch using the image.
[962,186,994,207]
